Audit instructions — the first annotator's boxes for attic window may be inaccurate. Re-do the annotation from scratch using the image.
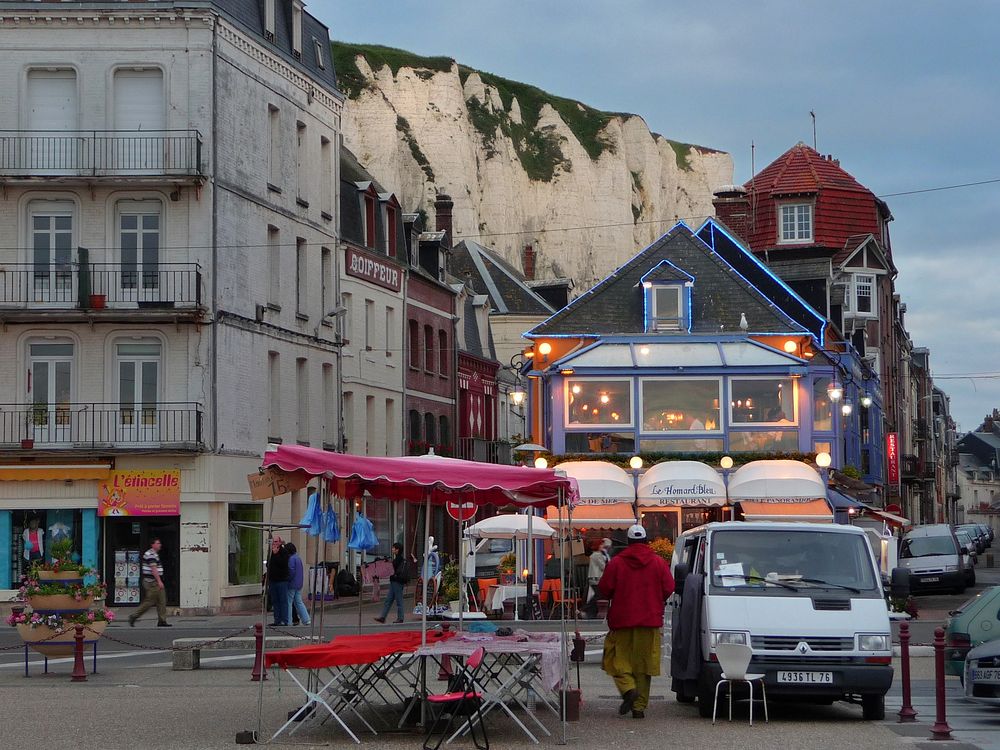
[314,39,325,69]
[264,0,276,42]
[651,286,683,331]
[779,203,813,243]
[363,194,376,249]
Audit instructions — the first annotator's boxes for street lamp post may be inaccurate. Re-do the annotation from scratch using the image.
[629,456,643,523]
[720,455,734,520]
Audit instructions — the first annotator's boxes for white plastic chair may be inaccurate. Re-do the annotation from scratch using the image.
[713,643,768,725]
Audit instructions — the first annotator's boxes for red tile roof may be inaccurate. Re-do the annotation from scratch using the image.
[742,143,884,253]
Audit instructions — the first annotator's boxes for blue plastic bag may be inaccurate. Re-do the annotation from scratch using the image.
[300,491,323,537]
[347,514,378,551]
[323,507,341,543]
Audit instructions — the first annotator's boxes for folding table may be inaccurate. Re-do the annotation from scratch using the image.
[265,630,453,743]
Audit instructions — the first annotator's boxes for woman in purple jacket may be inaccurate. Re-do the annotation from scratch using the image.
[285,543,311,626]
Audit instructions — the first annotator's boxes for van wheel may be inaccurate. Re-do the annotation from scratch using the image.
[697,674,716,718]
[861,694,885,720]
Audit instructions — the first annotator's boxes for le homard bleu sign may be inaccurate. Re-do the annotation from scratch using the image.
[645,482,723,506]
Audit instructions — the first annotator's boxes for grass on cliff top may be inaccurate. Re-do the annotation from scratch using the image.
[331,40,720,180]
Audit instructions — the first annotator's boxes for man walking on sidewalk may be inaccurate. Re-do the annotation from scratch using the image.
[598,525,673,719]
[374,542,408,624]
[129,538,171,627]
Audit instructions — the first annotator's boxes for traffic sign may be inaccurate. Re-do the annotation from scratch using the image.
[884,503,903,515]
[446,499,477,522]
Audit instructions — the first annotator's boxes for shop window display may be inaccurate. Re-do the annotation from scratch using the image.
[228,504,263,585]
[9,509,83,585]
[730,377,797,425]
[641,378,722,432]
[565,379,632,427]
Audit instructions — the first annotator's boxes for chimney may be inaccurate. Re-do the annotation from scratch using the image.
[434,193,453,241]
[712,185,750,243]
[522,245,536,281]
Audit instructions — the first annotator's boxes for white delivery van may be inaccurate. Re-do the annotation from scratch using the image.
[670,521,907,720]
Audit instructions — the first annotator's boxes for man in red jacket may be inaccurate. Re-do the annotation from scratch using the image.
[598,524,674,719]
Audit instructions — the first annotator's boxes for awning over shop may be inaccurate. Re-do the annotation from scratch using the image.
[728,460,826,501]
[0,464,111,481]
[740,499,833,522]
[827,489,863,511]
[546,503,637,529]
[637,461,727,507]
[859,505,911,528]
[554,461,635,505]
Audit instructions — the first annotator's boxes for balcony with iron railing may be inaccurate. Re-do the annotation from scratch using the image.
[0,130,203,182]
[0,403,203,452]
[0,261,204,321]
[456,436,514,465]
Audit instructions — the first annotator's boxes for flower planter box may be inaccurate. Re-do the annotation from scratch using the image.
[16,621,107,657]
[36,570,85,584]
[27,594,92,614]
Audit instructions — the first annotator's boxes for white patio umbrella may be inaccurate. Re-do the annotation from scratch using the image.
[465,513,556,539]
[727,459,826,501]
[636,460,727,507]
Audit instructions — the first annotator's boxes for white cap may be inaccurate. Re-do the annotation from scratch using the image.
[627,524,646,541]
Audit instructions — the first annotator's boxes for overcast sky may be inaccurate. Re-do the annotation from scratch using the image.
[313,0,999,432]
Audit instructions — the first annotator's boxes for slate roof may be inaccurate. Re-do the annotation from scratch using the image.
[641,260,694,285]
[211,0,338,93]
[339,146,405,259]
[451,240,555,316]
[741,143,884,254]
[527,221,812,338]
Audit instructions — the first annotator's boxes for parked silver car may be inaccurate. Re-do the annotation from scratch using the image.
[954,528,978,587]
[964,638,1000,705]
[899,524,966,595]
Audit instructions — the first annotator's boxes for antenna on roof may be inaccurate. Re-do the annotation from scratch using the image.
[810,110,817,150]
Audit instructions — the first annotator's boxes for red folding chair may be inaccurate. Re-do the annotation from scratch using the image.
[423,646,489,750]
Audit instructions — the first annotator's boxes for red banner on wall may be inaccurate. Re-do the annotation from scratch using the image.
[886,433,900,488]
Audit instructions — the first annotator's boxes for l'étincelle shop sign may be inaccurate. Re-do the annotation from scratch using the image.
[98,470,181,517]
[346,247,402,292]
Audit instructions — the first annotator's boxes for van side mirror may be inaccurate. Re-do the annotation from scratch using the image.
[890,567,911,599]
[674,562,689,594]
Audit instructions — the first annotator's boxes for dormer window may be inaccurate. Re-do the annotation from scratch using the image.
[641,260,693,333]
[843,272,876,316]
[779,202,813,243]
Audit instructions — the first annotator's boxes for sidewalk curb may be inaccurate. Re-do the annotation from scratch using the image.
[893,645,933,656]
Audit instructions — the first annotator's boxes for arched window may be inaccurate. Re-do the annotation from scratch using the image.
[438,330,448,376]
[438,415,450,448]
[408,319,419,368]
[424,325,434,372]
[424,412,437,446]
[408,409,421,443]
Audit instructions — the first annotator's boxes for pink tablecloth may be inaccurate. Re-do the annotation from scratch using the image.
[414,633,565,690]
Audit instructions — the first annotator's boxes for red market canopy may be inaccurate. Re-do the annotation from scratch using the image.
[261,444,577,507]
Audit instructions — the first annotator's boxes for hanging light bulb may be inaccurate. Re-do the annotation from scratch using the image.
[860,392,873,408]
[571,384,581,395]
[600,394,610,404]
[841,401,853,416]
[510,388,526,406]
[639,345,650,356]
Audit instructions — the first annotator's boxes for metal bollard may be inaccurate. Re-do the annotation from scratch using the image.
[251,622,268,682]
[71,624,87,682]
[930,626,953,740]
[898,621,917,722]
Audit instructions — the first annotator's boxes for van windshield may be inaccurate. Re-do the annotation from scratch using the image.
[900,535,957,558]
[709,529,878,594]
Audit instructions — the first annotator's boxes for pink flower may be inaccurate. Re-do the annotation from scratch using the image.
[74,593,83,601]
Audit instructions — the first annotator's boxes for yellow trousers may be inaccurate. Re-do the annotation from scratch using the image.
[602,627,661,711]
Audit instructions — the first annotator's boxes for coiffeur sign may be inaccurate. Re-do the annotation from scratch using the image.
[98,470,181,517]
[886,433,900,489]
[346,247,402,292]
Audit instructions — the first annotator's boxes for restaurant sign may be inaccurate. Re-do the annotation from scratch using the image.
[886,432,900,488]
[642,481,725,507]
[346,247,402,292]
[98,470,181,516]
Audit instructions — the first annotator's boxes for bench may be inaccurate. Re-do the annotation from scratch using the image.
[171,635,319,670]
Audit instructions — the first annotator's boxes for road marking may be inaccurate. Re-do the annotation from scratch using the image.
[135,653,256,669]
[0,649,167,670]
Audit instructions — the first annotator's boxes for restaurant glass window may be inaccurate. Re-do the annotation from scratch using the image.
[564,431,635,454]
[228,504,263,585]
[812,377,833,432]
[729,430,799,453]
[641,378,722,432]
[639,438,725,453]
[729,377,797,425]
[565,378,632,427]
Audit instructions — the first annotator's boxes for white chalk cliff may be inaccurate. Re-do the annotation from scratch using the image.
[335,44,733,289]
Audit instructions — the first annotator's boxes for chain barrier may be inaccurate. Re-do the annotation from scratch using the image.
[0,625,82,651]
[99,624,255,652]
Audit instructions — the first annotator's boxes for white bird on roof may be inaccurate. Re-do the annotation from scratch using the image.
[739,312,749,331]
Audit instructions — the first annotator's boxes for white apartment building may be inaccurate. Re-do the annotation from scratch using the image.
[0,0,343,612]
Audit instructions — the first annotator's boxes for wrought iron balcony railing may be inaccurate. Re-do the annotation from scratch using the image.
[0,263,202,309]
[456,437,514,465]
[0,403,203,450]
[0,130,203,178]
